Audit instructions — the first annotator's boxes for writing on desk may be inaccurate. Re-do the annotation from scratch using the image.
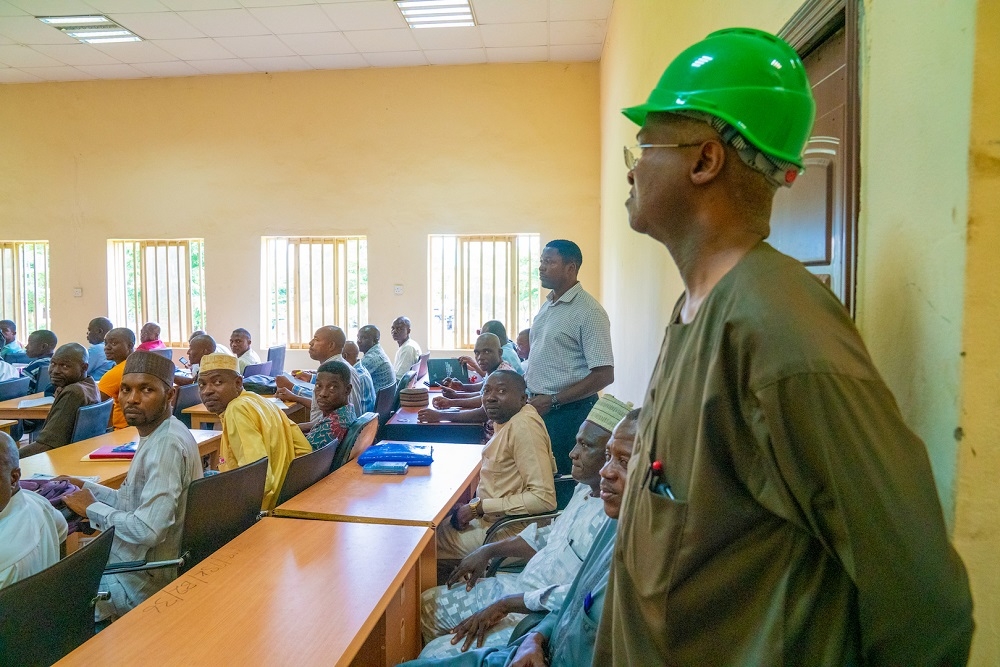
[142,552,239,615]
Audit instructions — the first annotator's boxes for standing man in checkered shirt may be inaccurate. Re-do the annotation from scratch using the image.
[526,239,614,474]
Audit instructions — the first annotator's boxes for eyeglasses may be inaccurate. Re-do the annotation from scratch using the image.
[623,143,704,170]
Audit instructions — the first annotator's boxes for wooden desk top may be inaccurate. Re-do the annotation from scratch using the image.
[19,427,222,489]
[58,518,432,666]
[0,392,51,420]
[275,441,485,527]
[0,419,14,432]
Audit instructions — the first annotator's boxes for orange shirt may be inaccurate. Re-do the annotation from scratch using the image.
[97,360,128,430]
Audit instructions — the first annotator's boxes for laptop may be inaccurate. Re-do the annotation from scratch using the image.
[426,358,470,386]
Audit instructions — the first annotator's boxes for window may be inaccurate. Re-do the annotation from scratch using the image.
[107,239,206,346]
[428,234,540,350]
[0,241,51,334]
[262,236,368,348]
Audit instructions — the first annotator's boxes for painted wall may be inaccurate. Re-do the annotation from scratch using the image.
[955,1,1000,662]
[0,62,600,369]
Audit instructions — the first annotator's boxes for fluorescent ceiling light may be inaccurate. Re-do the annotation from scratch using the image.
[37,15,143,44]
[395,0,475,28]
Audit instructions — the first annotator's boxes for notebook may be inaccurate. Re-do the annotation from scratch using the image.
[426,358,470,385]
[86,441,138,460]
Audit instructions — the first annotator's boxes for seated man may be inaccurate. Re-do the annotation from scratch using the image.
[20,343,101,456]
[402,409,638,667]
[306,360,358,450]
[135,322,166,352]
[60,352,203,620]
[275,326,375,418]
[0,432,68,589]
[190,330,231,355]
[85,317,115,381]
[174,333,216,386]
[230,328,261,374]
[197,353,310,511]
[480,321,523,375]
[437,371,557,561]
[391,316,423,378]
[22,329,57,393]
[97,327,136,431]
[0,320,23,362]
[420,395,633,658]
[342,341,360,368]
[357,324,396,391]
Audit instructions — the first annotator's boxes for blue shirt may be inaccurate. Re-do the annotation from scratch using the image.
[359,342,396,391]
[87,342,114,381]
[23,357,52,393]
[0,340,24,362]
[501,341,524,375]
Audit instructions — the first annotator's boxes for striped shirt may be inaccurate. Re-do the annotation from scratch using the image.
[360,342,396,391]
[525,282,614,396]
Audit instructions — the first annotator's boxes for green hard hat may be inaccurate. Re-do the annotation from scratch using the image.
[622,27,815,168]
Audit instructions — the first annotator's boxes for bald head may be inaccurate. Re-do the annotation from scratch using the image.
[105,327,136,363]
[50,343,89,388]
[480,320,509,346]
[188,334,217,366]
[391,317,411,346]
[357,325,380,353]
[140,322,161,343]
[343,341,360,366]
[0,432,19,512]
[308,326,343,362]
[474,332,503,375]
[87,317,114,345]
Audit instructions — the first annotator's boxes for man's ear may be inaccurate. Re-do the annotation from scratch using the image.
[690,139,726,186]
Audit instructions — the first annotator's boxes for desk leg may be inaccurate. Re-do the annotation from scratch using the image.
[383,560,421,665]
[419,537,437,594]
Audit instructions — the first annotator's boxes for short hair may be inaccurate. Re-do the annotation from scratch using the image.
[29,329,57,349]
[358,324,380,343]
[0,320,14,332]
[54,342,88,363]
[488,369,526,393]
[190,334,216,353]
[545,239,583,269]
[232,328,251,339]
[0,432,18,477]
[108,327,136,347]
[190,330,206,340]
[89,317,113,333]
[624,408,641,423]
[317,360,353,386]
[480,320,509,345]
[475,332,501,350]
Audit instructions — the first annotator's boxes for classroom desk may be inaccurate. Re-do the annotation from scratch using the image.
[0,392,51,420]
[183,399,305,430]
[19,427,222,489]
[0,419,14,434]
[383,406,484,444]
[59,518,431,666]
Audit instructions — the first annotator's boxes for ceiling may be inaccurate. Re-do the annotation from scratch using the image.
[0,0,612,84]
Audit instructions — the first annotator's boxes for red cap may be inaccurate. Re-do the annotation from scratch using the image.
[651,460,663,472]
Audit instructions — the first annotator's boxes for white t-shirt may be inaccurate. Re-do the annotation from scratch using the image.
[0,489,68,589]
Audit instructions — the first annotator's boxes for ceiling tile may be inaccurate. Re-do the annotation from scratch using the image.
[110,12,204,39]
[249,5,335,34]
[549,0,613,21]
[425,47,485,65]
[472,0,546,24]
[32,43,123,65]
[411,26,481,51]
[279,31,354,56]
[160,0,240,10]
[0,1,28,16]
[0,44,62,66]
[178,8,269,37]
[363,50,426,68]
[152,37,234,59]
[0,16,81,44]
[91,40,175,62]
[485,45,546,63]
[343,28,416,53]
[0,67,42,82]
[479,22,545,48]
[549,19,605,45]
[131,58,200,76]
[88,0,169,12]
[301,52,366,69]
[0,34,13,43]
[240,0,318,6]
[188,57,254,74]
[7,0,100,15]
[245,54,308,71]
[549,42,601,61]
[321,1,405,31]
[215,34,293,58]
[75,62,146,77]
[20,64,96,80]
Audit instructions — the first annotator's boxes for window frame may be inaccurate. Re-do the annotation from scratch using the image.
[0,240,51,335]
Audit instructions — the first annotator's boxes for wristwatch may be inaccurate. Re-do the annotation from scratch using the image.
[469,497,483,517]
[549,395,561,411]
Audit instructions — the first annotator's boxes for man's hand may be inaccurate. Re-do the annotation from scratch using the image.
[453,503,476,530]
[275,386,296,401]
[509,632,548,667]
[63,488,98,516]
[275,375,293,390]
[457,356,484,376]
[293,370,314,382]
[53,475,86,489]
[432,396,454,409]
[450,599,511,652]
[418,408,443,424]
[441,377,464,390]
[528,395,553,417]
[447,546,494,591]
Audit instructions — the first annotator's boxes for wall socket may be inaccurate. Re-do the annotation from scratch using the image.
[72,288,83,298]
[393,284,404,295]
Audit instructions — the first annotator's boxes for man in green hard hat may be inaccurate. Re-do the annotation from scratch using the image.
[596,28,973,665]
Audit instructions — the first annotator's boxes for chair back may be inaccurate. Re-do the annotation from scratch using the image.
[554,474,578,510]
[332,412,378,471]
[70,399,114,443]
[0,376,30,401]
[275,441,337,506]
[151,348,173,360]
[35,364,51,393]
[0,526,115,667]
[179,457,268,572]
[266,345,286,376]
[172,383,202,428]
[374,384,395,427]
[243,360,272,377]
[391,370,416,414]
